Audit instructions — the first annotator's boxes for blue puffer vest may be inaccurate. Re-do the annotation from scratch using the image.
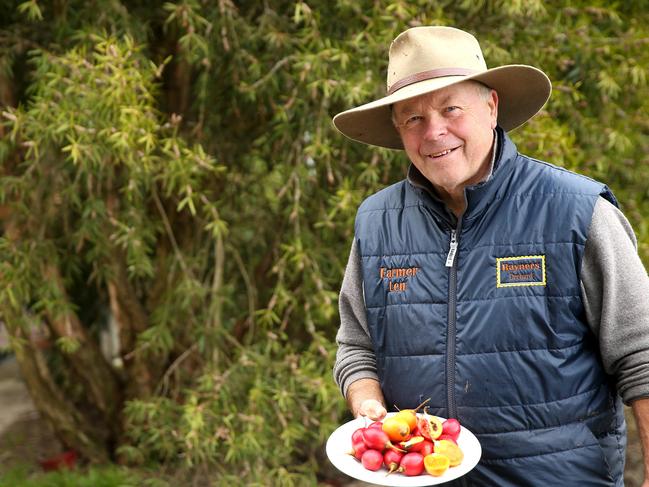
[354,130,626,486]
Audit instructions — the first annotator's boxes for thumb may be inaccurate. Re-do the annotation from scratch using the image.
[359,399,387,421]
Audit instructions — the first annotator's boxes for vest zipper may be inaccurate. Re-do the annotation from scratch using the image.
[446,223,461,420]
[445,230,458,268]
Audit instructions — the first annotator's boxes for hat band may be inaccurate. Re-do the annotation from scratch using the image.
[387,67,479,95]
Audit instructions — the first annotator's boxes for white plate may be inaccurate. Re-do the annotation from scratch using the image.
[326,413,481,486]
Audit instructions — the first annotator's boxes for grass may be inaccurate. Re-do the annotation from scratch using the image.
[0,465,169,487]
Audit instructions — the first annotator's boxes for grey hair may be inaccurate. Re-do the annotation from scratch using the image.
[473,81,494,100]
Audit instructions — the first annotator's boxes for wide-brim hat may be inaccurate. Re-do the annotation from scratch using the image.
[333,26,552,150]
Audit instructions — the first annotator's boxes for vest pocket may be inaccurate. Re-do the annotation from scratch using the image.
[473,421,616,486]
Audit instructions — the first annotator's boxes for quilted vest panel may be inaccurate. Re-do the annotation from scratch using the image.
[355,131,626,486]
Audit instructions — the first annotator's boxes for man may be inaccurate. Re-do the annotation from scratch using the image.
[332,26,649,486]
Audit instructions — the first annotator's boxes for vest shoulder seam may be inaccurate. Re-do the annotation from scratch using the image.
[523,156,606,189]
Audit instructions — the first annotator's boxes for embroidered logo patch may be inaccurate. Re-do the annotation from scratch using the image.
[496,255,546,288]
[380,266,420,293]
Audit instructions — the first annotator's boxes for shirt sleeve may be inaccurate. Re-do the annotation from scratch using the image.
[333,238,379,398]
[580,197,649,404]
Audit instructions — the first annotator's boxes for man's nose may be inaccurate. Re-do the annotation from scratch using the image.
[422,113,447,140]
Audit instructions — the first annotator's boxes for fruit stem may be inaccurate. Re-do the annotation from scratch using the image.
[385,465,398,476]
[389,444,407,453]
[414,397,431,412]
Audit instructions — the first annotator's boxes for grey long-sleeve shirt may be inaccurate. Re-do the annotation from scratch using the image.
[333,197,649,405]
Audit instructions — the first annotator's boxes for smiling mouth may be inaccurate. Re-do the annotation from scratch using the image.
[427,147,458,158]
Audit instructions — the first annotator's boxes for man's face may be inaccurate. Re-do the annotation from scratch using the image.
[393,82,498,202]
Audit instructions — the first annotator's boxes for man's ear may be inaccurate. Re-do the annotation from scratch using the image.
[489,90,499,129]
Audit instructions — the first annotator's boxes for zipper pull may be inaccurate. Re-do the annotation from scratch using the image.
[445,230,458,267]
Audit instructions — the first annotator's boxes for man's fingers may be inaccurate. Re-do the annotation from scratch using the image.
[359,399,387,421]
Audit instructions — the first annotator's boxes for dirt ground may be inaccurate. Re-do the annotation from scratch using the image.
[0,355,646,484]
[0,357,64,473]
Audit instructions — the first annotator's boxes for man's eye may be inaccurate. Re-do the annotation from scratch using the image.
[405,115,423,126]
[445,106,460,113]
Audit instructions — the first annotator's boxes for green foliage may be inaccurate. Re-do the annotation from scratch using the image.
[1,0,648,484]
[120,336,345,484]
[16,1,43,22]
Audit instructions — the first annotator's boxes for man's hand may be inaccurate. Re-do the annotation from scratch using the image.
[346,378,387,419]
[359,398,387,421]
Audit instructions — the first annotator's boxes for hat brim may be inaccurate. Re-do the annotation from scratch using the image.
[332,65,551,150]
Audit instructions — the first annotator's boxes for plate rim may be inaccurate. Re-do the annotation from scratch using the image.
[325,412,481,487]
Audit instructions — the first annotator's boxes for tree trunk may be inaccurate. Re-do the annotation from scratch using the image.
[44,264,123,424]
[107,251,154,400]
[2,204,122,462]
[8,322,111,463]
